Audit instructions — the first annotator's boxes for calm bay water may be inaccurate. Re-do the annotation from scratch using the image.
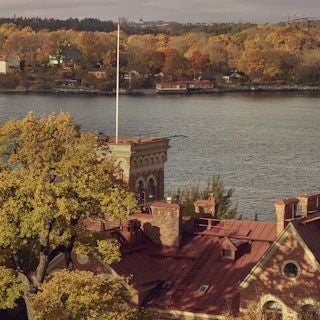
[0,92,319,220]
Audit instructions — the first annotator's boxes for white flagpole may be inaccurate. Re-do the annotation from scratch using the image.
[116,21,120,144]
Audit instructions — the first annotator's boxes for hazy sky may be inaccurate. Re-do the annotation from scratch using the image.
[1,0,320,23]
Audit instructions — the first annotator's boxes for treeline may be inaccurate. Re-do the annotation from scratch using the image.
[0,17,116,32]
[0,17,255,36]
[1,20,320,84]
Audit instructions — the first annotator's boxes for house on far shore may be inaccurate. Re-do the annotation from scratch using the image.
[222,70,247,84]
[0,51,20,74]
[156,79,214,94]
[88,69,107,79]
[48,44,83,69]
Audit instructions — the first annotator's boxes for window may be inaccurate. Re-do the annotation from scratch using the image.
[162,281,172,289]
[136,180,145,205]
[282,261,299,279]
[147,178,156,199]
[263,301,282,320]
[198,284,209,294]
[298,304,320,320]
[223,249,232,258]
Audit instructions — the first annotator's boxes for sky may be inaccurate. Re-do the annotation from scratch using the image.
[0,0,320,23]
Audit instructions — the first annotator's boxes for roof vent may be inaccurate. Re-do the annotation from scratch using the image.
[198,284,210,294]
[162,280,172,289]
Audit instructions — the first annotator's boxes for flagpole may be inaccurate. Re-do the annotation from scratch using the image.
[116,20,120,144]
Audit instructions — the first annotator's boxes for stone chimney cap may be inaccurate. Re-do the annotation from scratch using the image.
[274,197,299,205]
[194,198,218,206]
[298,192,320,199]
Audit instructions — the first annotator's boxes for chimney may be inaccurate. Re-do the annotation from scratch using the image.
[194,196,219,217]
[123,219,142,247]
[297,192,320,216]
[149,202,182,247]
[274,197,299,236]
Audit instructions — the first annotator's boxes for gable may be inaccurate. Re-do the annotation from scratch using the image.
[240,223,320,290]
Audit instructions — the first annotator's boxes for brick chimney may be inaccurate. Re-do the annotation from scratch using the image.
[297,192,320,216]
[148,201,182,247]
[194,195,219,217]
[121,219,144,247]
[274,197,299,236]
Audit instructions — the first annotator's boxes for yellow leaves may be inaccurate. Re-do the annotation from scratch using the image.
[97,239,121,264]
[0,267,23,309]
[33,270,137,320]
[0,112,137,289]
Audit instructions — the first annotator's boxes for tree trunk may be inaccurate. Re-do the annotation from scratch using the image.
[18,273,36,320]
[34,251,49,286]
[23,293,34,320]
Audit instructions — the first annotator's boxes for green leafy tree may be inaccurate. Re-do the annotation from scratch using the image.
[33,270,145,320]
[175,174,237,218]
[0,112,136,319]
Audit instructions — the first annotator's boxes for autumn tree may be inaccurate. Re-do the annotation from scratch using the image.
[0,113,136,319]
[189,50,210,76]
[33,270,145,320]
[163,47,189,79]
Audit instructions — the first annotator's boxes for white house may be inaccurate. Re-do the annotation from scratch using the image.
[0,51,20,74]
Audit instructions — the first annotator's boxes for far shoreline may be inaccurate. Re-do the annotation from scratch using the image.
[1,84,320,97]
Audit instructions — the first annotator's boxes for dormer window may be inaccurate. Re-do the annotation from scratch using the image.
[223,249,232,258]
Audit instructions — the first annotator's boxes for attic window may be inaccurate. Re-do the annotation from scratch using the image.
[282,261,300,279]
[223,249,232,258]
[162,281,172,289]
[198,284,210,294]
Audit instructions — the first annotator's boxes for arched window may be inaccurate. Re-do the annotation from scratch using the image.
[298,304,320,320]
[136,180,145,205]
[263,301,283,320]
[147,178,156,200]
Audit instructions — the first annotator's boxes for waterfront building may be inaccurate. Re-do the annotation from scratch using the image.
[156,79,214,94]
[100,135,170,205]
[0,51,20,74]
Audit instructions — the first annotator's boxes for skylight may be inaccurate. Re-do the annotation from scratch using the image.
[198,284,210,294]
[162,280,172,289]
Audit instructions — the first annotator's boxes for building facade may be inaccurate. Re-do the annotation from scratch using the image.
[103,136,170,205]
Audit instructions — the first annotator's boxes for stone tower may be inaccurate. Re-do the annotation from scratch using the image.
[104,136,170,205]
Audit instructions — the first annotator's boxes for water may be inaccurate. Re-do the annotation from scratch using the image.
[0,92,319,220]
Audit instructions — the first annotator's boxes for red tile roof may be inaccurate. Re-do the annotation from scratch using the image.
[106,136,169,144]
[0,52,8,61]
[109,219,276,315]
[293,214,320,263]
[162,79,213,85]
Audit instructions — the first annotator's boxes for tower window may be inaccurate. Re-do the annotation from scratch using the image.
[147,178,156,199]
[136,180,145,205]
